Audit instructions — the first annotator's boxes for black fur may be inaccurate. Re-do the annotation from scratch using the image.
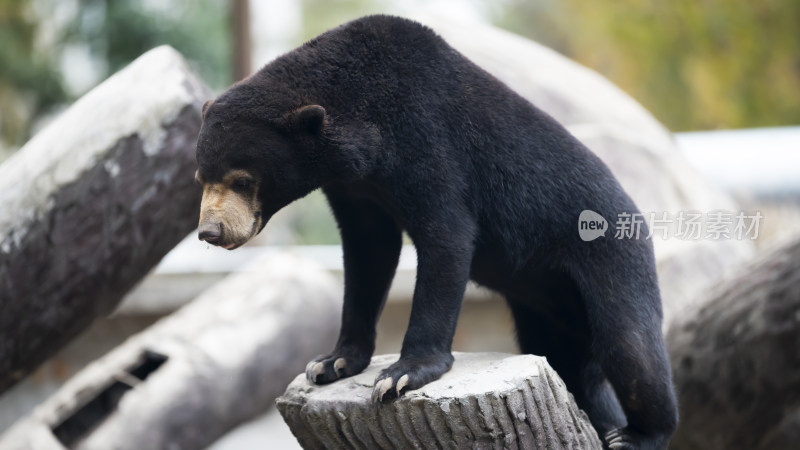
[196,15,678,449]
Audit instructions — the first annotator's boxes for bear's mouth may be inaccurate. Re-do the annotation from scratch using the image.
[197,174,264,250]
[218,214,261,251]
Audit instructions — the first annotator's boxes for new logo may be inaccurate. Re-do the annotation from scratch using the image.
[579,210,608,241]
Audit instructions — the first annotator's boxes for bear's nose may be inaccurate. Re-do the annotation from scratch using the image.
[198,223,222,244]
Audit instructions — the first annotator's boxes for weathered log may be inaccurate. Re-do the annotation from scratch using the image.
[0,46,210,394]
[668,236,800,450]
[277,353,602,449]
[0,252,341,450]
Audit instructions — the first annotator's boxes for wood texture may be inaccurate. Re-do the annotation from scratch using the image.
[668,236,800,450]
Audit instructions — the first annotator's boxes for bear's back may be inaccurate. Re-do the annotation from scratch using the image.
[307,15,444,53]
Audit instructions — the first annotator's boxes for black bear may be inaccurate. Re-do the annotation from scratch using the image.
[195,15,677,449]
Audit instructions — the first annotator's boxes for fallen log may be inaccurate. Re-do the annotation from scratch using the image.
[668,236,800,450]
[277,353,602,449]
[0,252,341,450]
[0,46,210,394]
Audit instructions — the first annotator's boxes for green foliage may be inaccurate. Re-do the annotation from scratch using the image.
[487,0,572,54]
[495,0,800,130]
[0,0,231,157]
[289,190,341,245]
[299,0,388,41]
[67,0,232,91]
[0,0,66,152]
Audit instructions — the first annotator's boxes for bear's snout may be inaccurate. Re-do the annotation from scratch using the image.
[198,223,222,244]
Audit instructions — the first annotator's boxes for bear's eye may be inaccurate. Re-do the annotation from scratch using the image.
[232,177,253,191]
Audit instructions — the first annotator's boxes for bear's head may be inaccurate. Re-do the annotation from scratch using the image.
[195,88,380,250]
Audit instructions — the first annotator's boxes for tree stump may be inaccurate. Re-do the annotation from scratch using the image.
[277,353,602,449]
[0,252,342,450]
[0,46,210,394]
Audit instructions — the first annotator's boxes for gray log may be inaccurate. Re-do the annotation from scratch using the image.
[0,252,341,450]
[668,236,800,450]
[277,353,602,449]
[0,46,210,394]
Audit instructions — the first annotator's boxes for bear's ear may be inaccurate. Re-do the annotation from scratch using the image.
[202,100,214,120]
[288,105,327,134]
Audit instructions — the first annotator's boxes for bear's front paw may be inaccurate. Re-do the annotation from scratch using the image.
[371,353,454,403]
[305,347,371,385]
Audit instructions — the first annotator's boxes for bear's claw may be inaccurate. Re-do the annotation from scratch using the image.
[305,361,325,383]
[395,374,409,396]
[372,377,394,403]
[305,348,372,385]
[333,357,347,376]
[605,427,637,449]
[371,353,453,403]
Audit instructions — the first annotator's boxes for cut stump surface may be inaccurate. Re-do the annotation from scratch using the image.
[277,352,602,450]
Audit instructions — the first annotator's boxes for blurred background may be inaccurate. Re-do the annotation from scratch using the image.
[0,0,798,448]
[3,0,799,159]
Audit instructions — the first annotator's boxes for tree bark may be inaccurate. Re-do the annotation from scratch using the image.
[231,0,252,81]
[0,46,210,394]
[277,353,602,449]
[668,236,800,450]
[0,252,342,450]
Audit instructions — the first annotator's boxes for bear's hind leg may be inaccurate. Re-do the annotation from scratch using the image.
[508,300,626,440]
[580,361,628,441]
[575,266,678,450]
[596,328,677,450]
